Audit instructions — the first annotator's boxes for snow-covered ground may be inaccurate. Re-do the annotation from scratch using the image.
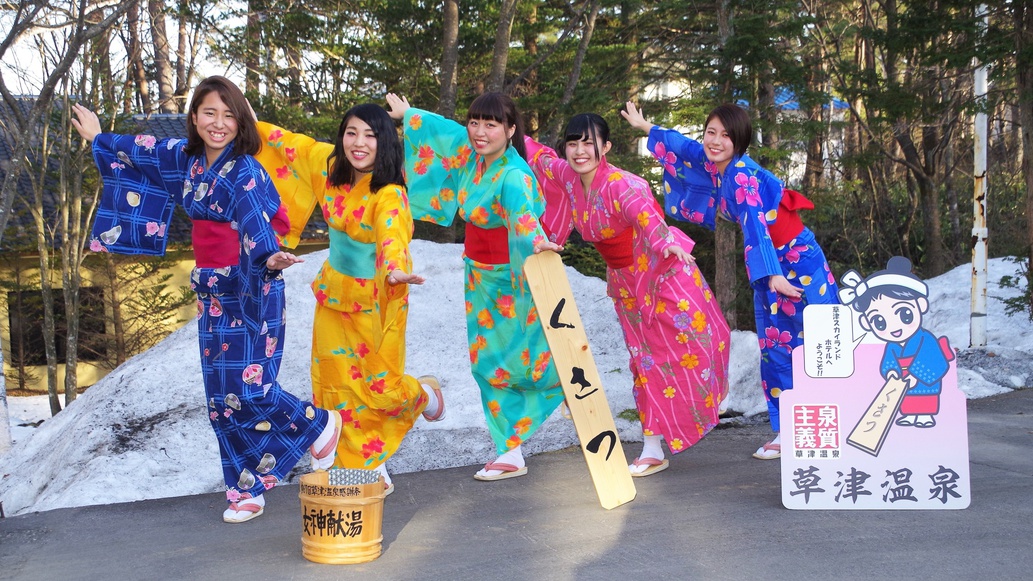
[1,243,1026,516]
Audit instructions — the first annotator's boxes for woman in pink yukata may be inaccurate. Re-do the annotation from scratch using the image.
[525,113,730,477]
[623,102,839,460]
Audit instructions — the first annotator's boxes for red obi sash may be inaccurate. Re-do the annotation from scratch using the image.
[769,188,813,248]
[192,219,240,268]
[465,222,509,265]
[593,228,634,270]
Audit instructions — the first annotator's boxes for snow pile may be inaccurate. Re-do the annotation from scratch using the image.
[2,244,1027,516]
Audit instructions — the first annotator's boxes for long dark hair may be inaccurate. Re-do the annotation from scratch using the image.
[705,103,752,158]
[466,92,526,159]
[185,76,260,157]
[561,113,609,161]
[326,103,405,191]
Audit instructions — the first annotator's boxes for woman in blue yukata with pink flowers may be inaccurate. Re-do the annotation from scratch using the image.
[71,76,342,523]
[622,102,839,460]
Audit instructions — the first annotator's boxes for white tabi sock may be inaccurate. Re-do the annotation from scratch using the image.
[495,445,525,468]
[421,382,441,418]
[640,434,664,460]
[311,412,338,453]
[630,435,665,474]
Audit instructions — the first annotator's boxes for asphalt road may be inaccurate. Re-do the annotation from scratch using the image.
[1,389,1030,581]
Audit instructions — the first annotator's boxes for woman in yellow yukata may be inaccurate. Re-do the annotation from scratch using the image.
[255,104,444,494]
[385,92,563,481]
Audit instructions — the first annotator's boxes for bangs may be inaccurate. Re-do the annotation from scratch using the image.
[466,93,507,123]
[562,115,598,144]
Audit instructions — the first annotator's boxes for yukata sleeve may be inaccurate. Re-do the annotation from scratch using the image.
[231,157,285,296]
[729,162,783,283]
[609,172,693,327]
[646,126,718,228]
[523,136,574,245]
[906,330,950,387]
[255,121,333,248]
[372,184,416,281]
[89,133,189,255]
[400,108,470,226]
[879,344,903,380]
[500,167,549,294]
[612,172,687,259]
[370,183,416,350]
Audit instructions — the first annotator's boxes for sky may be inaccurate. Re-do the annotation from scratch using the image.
[1,242,1025,516]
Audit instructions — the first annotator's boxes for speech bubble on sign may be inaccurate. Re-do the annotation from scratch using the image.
[803,304,869,378]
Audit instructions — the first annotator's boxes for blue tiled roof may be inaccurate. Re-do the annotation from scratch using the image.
[737,87,849,111]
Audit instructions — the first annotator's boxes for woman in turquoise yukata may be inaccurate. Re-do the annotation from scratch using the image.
[385,92,563,481]
[71,76,342,523]
[524,114,730,477]
[623,102,839,460]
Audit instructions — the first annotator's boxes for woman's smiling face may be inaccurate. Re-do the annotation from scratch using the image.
[466,117,514,164]
[564,136,610,178]
[701,116,734,171]
[340,116,377,175]
[191,91,238,164]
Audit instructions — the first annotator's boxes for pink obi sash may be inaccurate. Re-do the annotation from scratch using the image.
[192,219,239,268]
[896,355,915,378]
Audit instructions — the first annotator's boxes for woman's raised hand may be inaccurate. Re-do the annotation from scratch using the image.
[71,104,102,142]
[385,93,410,120]
[620,101,654,134]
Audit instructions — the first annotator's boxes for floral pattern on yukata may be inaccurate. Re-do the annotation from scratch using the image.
[528,138,729,450]
[647,127,839,431]
[90,133,329,499]
[401,108,562,454]
[256,122,428,468]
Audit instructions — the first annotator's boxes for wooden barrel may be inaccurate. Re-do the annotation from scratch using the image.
[298,469,386,564]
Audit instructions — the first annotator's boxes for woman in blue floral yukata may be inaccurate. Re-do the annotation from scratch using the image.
[71,76,342,523]
[623,102,839,460]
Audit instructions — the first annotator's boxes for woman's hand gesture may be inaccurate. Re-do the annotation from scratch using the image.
[385,93,410,121]
[266,251,304,271]
[387,269,426,286]
[533,240,564,254]
[620,101,654,134]
[663,245,695,265]
[71,104,102,142]
[768,274,803,299]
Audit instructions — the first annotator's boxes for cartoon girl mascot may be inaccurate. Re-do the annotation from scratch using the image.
[838,257,952,429]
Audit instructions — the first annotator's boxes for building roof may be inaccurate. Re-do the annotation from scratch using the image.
[737,87,850,112]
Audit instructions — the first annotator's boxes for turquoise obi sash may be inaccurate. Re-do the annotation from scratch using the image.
[327,228,376,279]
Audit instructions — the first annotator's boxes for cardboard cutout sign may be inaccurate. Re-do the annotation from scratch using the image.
[524,252,636,510]
[781,257,970,509]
